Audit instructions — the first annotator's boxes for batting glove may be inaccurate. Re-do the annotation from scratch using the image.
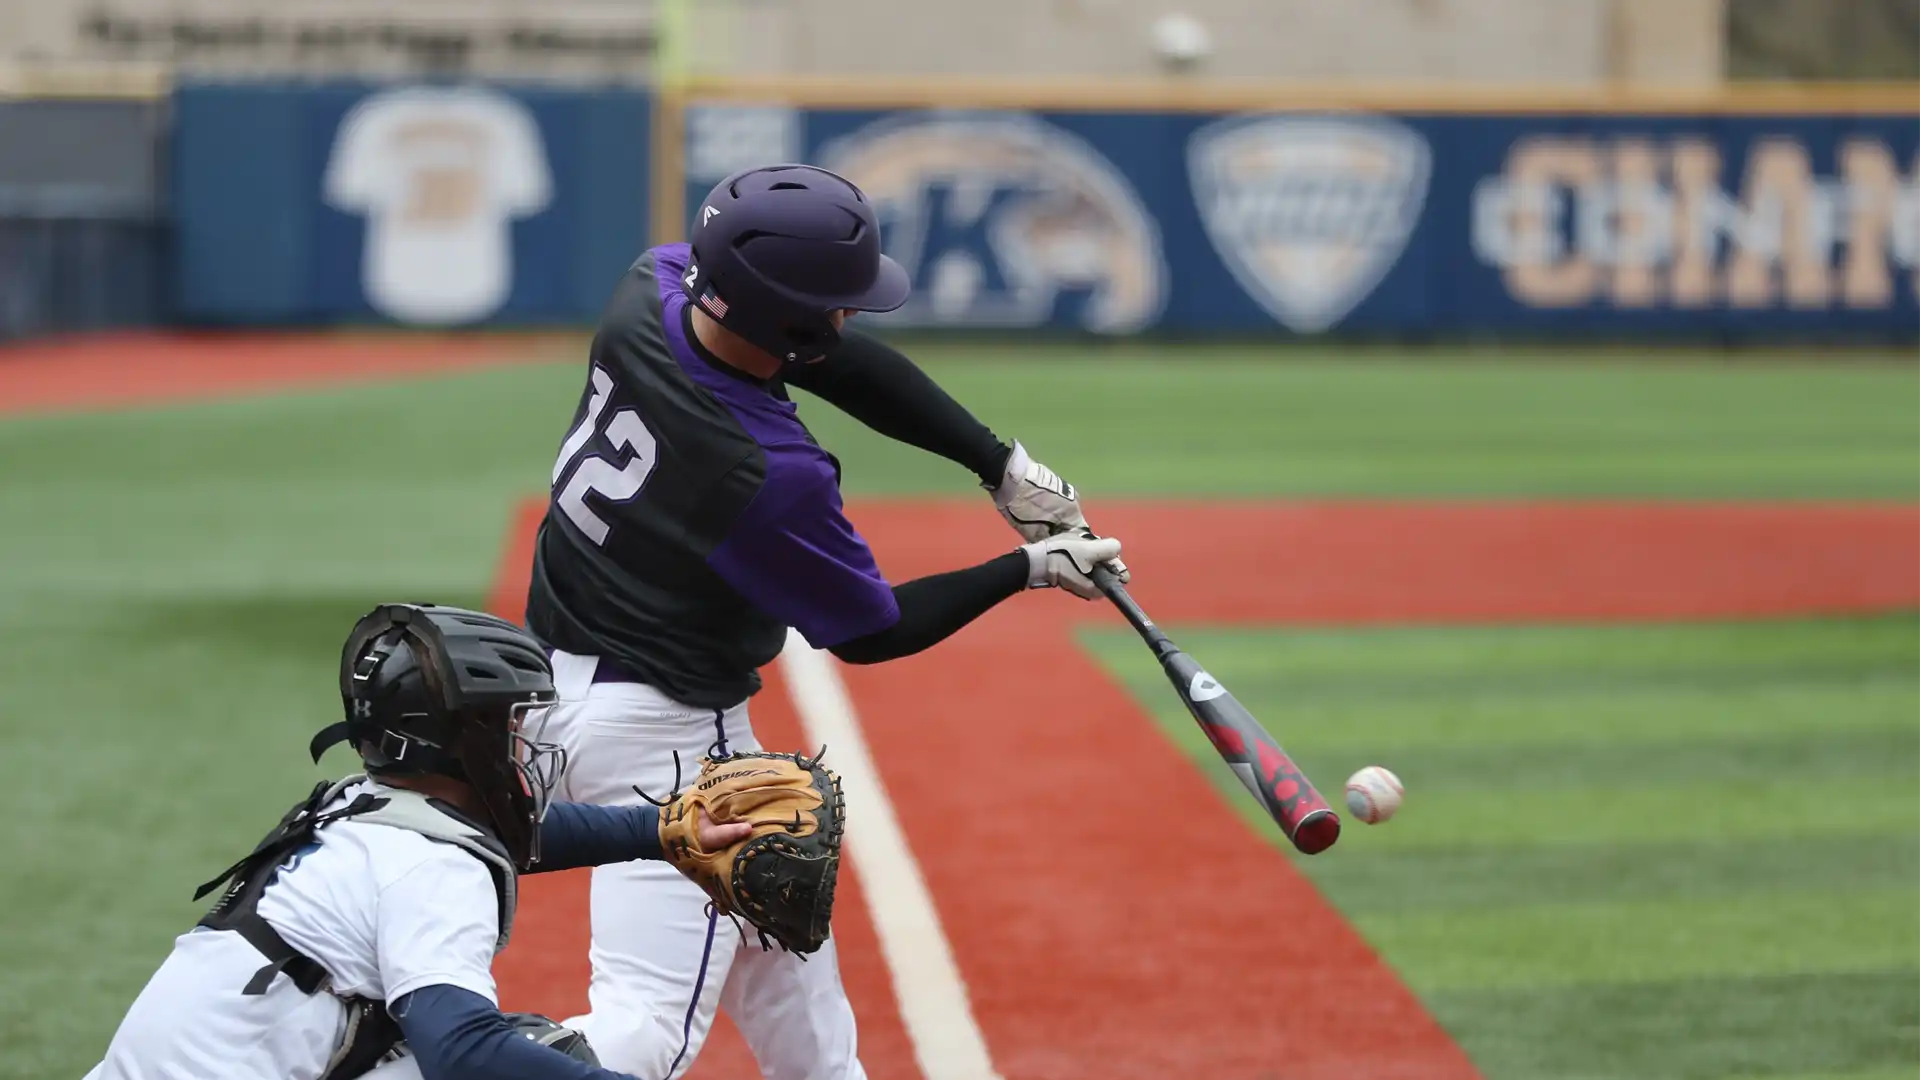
[1022,529,1125,600]
[991,441,1129,577]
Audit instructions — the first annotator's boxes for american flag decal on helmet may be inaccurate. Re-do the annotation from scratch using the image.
[700,290,729,318]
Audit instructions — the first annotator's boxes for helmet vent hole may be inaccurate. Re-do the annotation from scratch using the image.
[465,666,499,680]
[768,181,809,191]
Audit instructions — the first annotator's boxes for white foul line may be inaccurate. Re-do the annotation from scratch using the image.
[779,629,1003,1080]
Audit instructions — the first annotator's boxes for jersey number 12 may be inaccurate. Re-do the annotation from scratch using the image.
[550,366,658,546]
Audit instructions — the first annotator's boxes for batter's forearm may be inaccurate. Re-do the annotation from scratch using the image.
[784,330,1011,485]
[528,802,663,873]
[828,551,1027,664]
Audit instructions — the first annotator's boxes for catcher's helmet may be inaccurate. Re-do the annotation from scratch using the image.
[309,604,561,869]
[684,164,910,363]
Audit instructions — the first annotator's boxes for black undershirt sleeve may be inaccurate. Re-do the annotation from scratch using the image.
[828,552,1029,665]
[783,329,1012,487]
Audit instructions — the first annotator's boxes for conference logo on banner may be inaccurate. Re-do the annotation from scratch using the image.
[818,113,1166,333]
[1189,115,1431,333]
[1472,135,1919,309]
[324,86,552,325]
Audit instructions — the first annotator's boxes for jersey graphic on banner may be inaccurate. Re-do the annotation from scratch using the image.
[324,86,551,325]
[1189,114,1430,333]
[819,113,1167,333]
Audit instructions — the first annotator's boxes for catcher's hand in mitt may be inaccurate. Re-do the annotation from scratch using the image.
[658,749,845,955]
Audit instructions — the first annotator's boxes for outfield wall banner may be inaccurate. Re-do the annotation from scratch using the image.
[683,103,1919,339]
[173,81,650,325]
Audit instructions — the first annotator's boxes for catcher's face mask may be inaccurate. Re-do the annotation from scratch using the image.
[507,703,567,857]
[451,697,564,869]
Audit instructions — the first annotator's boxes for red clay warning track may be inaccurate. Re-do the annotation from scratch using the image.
[0,331,543,415]
[489,497,1918,1079]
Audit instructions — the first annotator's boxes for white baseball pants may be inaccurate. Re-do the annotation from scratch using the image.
[540,650,867,1080]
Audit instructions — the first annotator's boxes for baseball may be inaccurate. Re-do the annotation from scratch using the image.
[1344,766,1404,825]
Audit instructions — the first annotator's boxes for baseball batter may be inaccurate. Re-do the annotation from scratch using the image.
[528,164,1126,1077]
[84,604,757,1080]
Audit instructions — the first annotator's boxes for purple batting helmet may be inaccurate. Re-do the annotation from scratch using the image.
[683,164,910,363]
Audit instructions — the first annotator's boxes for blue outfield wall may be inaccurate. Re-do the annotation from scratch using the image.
[172,81,650,326]
[169,82,1917,338]
[684,105,1919,341]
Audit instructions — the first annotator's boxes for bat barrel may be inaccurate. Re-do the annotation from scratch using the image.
[1290,808,1341,855]
[1093,564,1340,856]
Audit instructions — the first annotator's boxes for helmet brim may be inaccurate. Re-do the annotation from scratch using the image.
[838,254,911,314]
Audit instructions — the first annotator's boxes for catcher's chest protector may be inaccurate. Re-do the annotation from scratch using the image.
[193,776,519,1080]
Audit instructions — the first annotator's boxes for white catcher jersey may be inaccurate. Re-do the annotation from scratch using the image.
[85,781,500,1080]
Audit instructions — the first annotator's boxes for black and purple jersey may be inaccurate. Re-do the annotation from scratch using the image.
[526,244,900,707]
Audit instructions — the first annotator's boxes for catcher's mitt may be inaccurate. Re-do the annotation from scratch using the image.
[658,749,845,954]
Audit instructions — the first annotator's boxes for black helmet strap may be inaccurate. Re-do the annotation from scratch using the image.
[309,622,462,776]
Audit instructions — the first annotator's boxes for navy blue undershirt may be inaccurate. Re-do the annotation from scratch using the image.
[528,800,662,873]
[387,802,665,1078]
[392,985,635,1080]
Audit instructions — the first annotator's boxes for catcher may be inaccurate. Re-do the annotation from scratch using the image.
[84,603,843,1080]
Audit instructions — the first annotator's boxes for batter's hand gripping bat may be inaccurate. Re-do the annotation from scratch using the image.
[1091,565,1341,854]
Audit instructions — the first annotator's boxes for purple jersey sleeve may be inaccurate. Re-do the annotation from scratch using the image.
[707,456,900,649]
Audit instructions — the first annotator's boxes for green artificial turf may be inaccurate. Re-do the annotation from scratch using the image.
[1080,615,1920,1080]
[0,340,1913,1076]
[800,345,1920,500]
[1431,973,1918,1080]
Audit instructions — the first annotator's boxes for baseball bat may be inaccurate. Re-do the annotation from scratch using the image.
[1091,565,1341,855]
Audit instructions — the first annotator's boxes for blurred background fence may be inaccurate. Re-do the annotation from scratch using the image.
[1,0,1914,341]
[0,96,167,340]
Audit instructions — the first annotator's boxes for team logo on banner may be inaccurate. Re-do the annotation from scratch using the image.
[1189,115,1430,333]
[324,86,551,325]
[819,114,1166,333]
